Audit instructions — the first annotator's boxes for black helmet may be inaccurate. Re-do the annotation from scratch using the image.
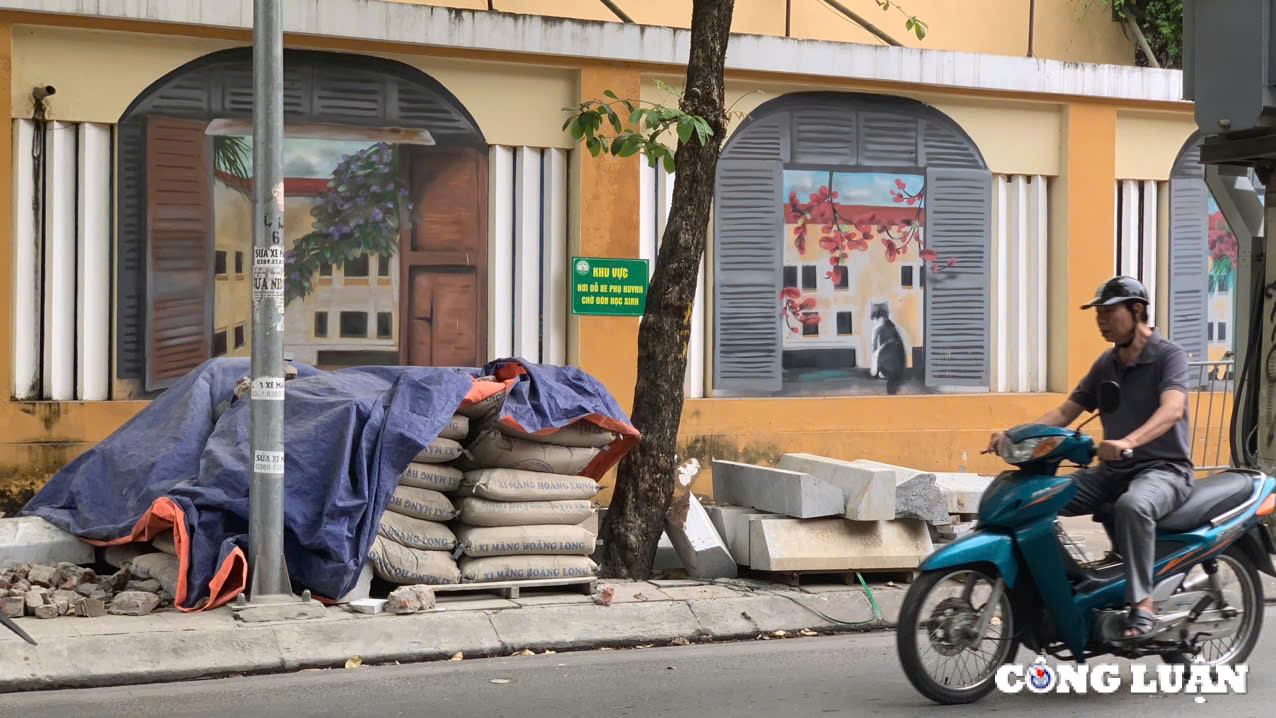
[1080,276,1149,310]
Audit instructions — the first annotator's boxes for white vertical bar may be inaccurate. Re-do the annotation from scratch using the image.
[638,162,655,277]
[1010,175,1030,392]
[487,145,515,360]
[1121,179,1139,277]
[659,169,675,239]
[1029,176,1049,392]
[513,146,542,362]
[43,121,76,401]
[991,175,1010,393]
[542,148,568,366]
[77,123,110,401]
[1141,180,1158,317]
[1114,181,1120,273]
[687,257,706,399]
[11,120,39,400]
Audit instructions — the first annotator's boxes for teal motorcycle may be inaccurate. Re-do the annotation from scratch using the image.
[895,381,1276,704]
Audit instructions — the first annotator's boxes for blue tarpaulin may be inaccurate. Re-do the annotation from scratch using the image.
[18,357,637,611]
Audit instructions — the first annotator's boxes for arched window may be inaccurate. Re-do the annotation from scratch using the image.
[711,92,991,397]
[115,49,487,394]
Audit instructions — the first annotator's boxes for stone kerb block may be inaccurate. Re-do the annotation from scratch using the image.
[778,454,895,521]
[705,505,783,566]
[932,473,996,514]
[748,517,935,572]
[665,493,737,579]
[0,517,94,570]
[710,460,844,519]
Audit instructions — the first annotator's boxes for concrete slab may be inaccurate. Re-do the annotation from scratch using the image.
[842,459,925,485]
[648,579,708,587]
[487,600,700,651]
[658,584,743,601]
[933,473,996,514]
[711,460,844,519]
[594,581,673,603]
[510,592,594,607]
[654,531,683,570]
[665,492,737,579]
[748,518,934,572]
[706,505,783,566]
[895,473,951,525]
[434,596,520,611]
[778,454,895,521]
[273,610,505,670]
[0,517,94,570]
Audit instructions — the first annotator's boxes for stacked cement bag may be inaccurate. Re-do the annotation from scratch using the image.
[368,414,468,586]
[447,409,618,583]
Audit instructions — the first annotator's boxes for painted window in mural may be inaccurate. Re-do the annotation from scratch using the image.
[1206,193,1237,362]
[209,135,411,368]
[114,49,488,397]
[780,171,944,394]
[711,92,991,398]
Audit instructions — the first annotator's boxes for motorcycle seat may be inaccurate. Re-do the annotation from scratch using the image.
[1091,470,1256,534]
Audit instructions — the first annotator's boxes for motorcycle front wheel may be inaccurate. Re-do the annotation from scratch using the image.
[896,566,1020,705]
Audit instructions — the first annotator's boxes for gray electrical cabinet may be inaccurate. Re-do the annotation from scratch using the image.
[1184,0,1276,134]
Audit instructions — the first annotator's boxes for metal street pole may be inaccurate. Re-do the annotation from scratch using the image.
[248,0,292,604]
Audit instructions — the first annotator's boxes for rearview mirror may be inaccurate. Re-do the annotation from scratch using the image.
[1098,381,1121,414]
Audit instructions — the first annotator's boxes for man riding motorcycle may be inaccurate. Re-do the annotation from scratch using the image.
[987,276,1194,640]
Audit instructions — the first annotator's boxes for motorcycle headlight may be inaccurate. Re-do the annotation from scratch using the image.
[999,435,1064,464]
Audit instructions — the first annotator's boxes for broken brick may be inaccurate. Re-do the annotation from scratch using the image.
[108,590,160,616]
[52,589,78,616]
[125,579,161,594]
[74,582,99,597]
[76,597,106,618]
[27,565,61,588]
[1,596,22,618]
[99,569,130,593]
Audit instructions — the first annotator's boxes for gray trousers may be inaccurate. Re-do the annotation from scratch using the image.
[1059,463,1193,604]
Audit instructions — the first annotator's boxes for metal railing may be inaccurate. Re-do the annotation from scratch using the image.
[1188,360,1234,474]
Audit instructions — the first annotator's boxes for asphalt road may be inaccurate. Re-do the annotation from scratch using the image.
[4,620,1275,718]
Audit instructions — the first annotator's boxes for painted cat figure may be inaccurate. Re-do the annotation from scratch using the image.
[870,303,907,395]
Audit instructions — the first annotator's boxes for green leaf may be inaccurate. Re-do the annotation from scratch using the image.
[587,136,601,157]
[618,135,642,157]
[906,18,914,30]
[608,107,622,133]
[604,89,618,99]
[570,117,585,141]
[914,21,926,40]
[622,99,635,114]
[663,152,676,173]
[677,118,693,145]
[630,108,645,127]
[611,136,626,155]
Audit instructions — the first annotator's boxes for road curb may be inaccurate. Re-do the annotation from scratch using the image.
[0,587,904,694]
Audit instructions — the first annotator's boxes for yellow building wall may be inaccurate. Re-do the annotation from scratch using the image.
[391,0,1135,66]
[0,12,1198,514]
[11,25,577,149]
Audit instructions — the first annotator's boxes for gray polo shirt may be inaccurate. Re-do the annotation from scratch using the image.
[1068,329,1193,474]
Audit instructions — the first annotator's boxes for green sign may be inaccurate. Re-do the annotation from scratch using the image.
[570,257,649,317]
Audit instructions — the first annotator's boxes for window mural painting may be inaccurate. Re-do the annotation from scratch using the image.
[210,136,414,368]
[779,170,951,395]
[113,49,488,398]
[712,92,991,398]
[1206,194,1236,361]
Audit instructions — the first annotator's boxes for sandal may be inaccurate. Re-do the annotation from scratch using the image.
[1123,607,1157,638]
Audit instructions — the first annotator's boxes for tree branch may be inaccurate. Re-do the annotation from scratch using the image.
[822,0,902,46]
[1123,13,1161,69]
[600,0,634,23]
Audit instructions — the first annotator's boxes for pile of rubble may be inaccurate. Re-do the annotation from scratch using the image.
[657,454,994,579]
[1,558,174,619]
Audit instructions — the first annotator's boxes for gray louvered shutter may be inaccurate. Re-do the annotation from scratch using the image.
[859,113,919,166]
[923,167,992,387]
[1168,176,1209,367]
[712,158,784,394]
[791,107,855,164]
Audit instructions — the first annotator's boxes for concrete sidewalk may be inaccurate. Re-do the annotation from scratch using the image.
[0,577,906,694]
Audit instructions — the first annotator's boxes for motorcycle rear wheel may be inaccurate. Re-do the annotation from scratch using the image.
[1162,545,1263,667]
[896,566,1020,705]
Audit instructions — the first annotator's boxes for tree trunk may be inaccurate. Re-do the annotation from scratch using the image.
[598,0,736,580]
